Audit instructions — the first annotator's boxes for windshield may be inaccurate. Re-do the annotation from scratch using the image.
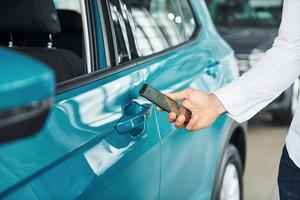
[207,0,283,26]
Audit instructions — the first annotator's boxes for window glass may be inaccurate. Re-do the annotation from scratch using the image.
[109,0,131,64]
[126,0,186,57]
[53,0,81,13]
[179,0,197,38]
[119,0,139,59]
[52,0,87,79]
[52,0,84,60]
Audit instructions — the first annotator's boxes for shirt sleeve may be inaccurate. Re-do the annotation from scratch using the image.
[214,0,300,123]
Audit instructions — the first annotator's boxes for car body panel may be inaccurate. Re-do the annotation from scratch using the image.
[1,64,161,199]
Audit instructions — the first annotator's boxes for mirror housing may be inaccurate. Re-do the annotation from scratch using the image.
[0,48,55,143]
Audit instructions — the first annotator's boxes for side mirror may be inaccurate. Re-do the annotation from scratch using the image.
[0,48,55,143]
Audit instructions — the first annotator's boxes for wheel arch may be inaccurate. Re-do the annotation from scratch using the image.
[229,126,247,172]
[211,120,247,200]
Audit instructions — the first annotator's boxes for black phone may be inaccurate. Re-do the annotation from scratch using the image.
[139,84,192,123]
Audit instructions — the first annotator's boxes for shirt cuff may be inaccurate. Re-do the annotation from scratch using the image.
[213,82,248,123]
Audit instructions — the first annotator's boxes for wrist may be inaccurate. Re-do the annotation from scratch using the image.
[209,94,227,116]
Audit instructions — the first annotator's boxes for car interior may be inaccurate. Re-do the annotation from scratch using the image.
[0,0,85,83]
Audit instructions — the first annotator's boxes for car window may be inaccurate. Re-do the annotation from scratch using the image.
[179,0,197,39]
[54,0,97,75]
[53,0,82,13]
[109,0,133,64]
[52,0,84,59]
[126,0,186,57]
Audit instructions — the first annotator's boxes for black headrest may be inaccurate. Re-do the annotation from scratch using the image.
[0,0,61,34]
[57,10,82,31]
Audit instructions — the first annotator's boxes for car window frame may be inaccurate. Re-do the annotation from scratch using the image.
[127,0,186,58]
[56,0,201,94]
[81,0,97,73]
[122,0,201,62]
[105,0,139,66]
[176,0,199,40]
[84,0,101,72]
[54,0,98,86]
[119,0,139,60]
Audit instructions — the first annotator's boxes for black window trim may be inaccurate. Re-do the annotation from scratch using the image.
[176,0,199,40]
[98,0,117,67]
[85,0,99,72]
[97,0,112,67]
[56,0,202,95]
[105,0,137,65]
[103,0,120,66]
[119,0,139,60]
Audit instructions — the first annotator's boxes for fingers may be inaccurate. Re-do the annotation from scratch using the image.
[168,112,177,122]
[167,89,189,100]
[186,115,198,131]
[168,113,204,131]
[181,100,193,109]
[174,114,186,129]
[168,113,185,128]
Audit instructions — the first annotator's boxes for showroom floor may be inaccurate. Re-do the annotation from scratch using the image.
[244,113,288,200]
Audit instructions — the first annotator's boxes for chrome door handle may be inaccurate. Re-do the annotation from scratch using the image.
[206,59,220,68]
[206,60,220,78]
[116,101,152,138]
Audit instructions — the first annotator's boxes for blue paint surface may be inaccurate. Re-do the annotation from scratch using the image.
[0,48,55,110]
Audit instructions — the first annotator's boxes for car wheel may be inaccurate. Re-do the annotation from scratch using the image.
[217,145,243,200]
[291,78,300,115]
[273,79,300,125]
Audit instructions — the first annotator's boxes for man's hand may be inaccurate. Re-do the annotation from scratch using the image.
[165,88,226,131]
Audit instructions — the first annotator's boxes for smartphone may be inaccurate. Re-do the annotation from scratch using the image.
[139,84,192,123]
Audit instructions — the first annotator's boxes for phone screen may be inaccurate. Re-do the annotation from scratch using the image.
[140,84,192,122]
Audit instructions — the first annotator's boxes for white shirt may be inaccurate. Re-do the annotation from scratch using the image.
[214,0,300,167]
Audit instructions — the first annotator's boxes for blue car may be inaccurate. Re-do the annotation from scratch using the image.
[0,0,246,199]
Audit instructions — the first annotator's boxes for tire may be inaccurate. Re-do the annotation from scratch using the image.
[215,145,244,200]
[273,109,293,125]
[273,79,300,125]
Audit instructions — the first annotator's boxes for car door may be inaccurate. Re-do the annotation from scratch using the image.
[125,0,234,199]
[0,0,160,199]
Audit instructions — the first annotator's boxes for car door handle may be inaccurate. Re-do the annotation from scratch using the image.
[206,60,220,78]
[207,59,220,68]
[116,101,152,138]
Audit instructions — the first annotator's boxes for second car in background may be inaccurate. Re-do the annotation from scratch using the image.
[207,0,300,124]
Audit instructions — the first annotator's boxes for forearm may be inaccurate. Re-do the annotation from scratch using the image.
[215,48,300,123]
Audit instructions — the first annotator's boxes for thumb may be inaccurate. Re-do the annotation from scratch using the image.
[167,89,189,101]
[181,100,194,109]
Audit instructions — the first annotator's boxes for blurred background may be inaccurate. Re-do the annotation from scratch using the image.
[205,0,299,199]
